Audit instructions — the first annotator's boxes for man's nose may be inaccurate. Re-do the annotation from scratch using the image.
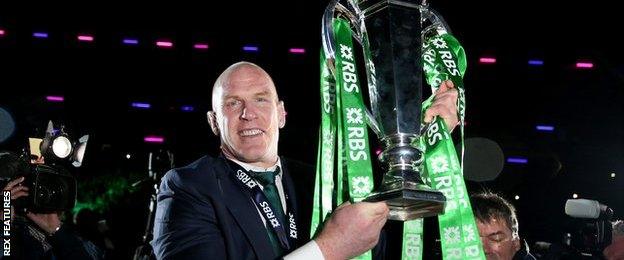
[240,105,258,120]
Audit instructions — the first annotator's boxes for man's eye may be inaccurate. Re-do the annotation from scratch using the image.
[226,100,241,107]
[256,97,268,102]
[490,235,505,243]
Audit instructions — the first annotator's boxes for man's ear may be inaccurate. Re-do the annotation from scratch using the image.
[207,111,220,136]
[278,101,286,128]
[513,237,521,253]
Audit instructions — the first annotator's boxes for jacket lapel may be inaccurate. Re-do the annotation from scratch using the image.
[214,157,276,260]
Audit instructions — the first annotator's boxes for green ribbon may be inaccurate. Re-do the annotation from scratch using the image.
[313,18,484,260]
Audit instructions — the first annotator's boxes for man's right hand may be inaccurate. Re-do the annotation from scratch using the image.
[315,201,389,260]
[3,176,29,220]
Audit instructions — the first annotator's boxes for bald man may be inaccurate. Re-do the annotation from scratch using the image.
[151,61,459,259]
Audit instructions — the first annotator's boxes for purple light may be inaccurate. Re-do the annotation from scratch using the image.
[0,29,5,36]
[156,41,173,48]
[77,35,94,42]
[33,32,48,38]
[46,96,64,102]
[479,57,496,64]
[193,43,209,49]
[576,62,594,69]
[144,136,165,143]
[131,102,151,109]
[123,38,139,45]
[180,105,194,112]
[528,60,544,66]
[289,48,306,54]
[536,125,555,132]
[507,157,528,164]
[243,45,259,52]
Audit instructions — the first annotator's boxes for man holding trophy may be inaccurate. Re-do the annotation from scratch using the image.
[151,0,466,259]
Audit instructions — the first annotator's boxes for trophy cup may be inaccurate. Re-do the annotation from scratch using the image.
[322,0,453,221]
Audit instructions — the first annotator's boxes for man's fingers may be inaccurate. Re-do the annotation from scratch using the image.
[358,202,389,217]
[4,177,24,191]
[336,201,351,210]
[436,80,454,94]
[424,105,443,123]
[10,191,28,200]
[10,185,28,192]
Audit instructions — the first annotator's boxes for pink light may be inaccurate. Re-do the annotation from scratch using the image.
[0,30,5,36]
[46,96,64,102]
[77,35,94,42]
[576,62,594,69]
[289,48,306,54]
[479,57,496,64]
[193,43,209,49]
[156,41,173,48]
[144,136,165,143]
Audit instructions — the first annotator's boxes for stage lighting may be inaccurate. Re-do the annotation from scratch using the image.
[37,121,89,167]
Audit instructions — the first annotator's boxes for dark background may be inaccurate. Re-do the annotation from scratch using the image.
[1,0,623,258]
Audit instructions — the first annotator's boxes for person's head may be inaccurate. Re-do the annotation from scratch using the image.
[471,191,521,260]
[207,62,286,168]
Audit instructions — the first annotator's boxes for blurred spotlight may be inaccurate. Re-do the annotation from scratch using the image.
[123,38,139,45]
[0,107,16,143]
[536,125,555,132]
[507,157,528,164]
[77,35,94,42]
[144,136,164,143]
[514,195,520,200]
[131,102,151,109]
[289,48,306,54]
[156,41,173,48]
[576,61,594,69]
[528,59,544,66]
[243,45,259,52]
[572,193,578,199]
[46,95,65,102]
[459,137,505,182]
[180,105,194,112]
[126,154,131,159]
[611,172,616,178]
[193,43,209,49]
[479,57,496,64]
[33,32,49,38]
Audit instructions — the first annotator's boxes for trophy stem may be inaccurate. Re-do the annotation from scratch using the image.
[364,133,446,221]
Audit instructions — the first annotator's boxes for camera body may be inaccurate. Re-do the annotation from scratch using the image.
[1,151,77,213]
[20,163,77,213]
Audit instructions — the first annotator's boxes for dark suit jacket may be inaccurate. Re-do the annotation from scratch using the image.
[151,155,312,260]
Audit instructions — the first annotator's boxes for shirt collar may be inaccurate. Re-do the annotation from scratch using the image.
[229,157,282,177]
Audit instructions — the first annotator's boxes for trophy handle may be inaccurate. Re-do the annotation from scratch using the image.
[322,0,453,139]
[322,0,384,137]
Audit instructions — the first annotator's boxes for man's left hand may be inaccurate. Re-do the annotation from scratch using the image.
[424,80,459,132]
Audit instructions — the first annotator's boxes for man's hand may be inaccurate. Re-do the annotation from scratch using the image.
[315,201,389,260]
[26,211,62,235]
[604,235,624,260]
[3,177,29,220]
[424,80,459,132]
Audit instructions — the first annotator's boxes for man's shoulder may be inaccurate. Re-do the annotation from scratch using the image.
[163,154,225,186]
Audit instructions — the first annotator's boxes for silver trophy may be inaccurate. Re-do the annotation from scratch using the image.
[322,0,452,221]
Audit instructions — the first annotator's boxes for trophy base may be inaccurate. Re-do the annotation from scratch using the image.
[364,187,446,221]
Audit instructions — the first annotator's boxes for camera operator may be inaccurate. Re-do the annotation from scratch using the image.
[470,191,536,260]
[603,221,624,260]
[0,151,103,260]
